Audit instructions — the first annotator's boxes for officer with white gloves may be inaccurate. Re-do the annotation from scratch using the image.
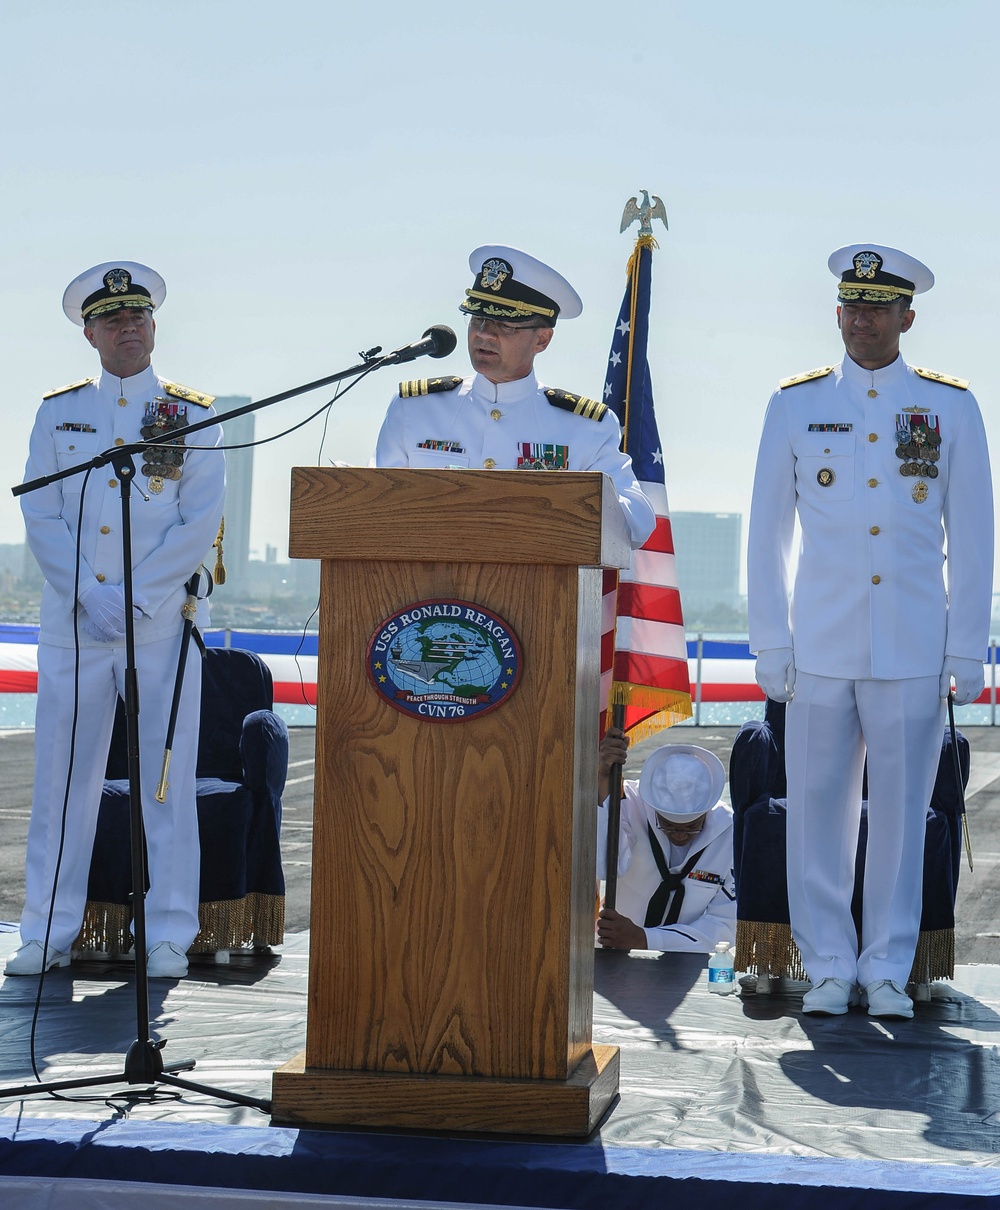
[747,244,993,1019]
[8,261,225,981]
[375,244,655,550]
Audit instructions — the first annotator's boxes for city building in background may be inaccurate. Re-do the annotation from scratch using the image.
[671,511,744,630]
[218,400,254,596]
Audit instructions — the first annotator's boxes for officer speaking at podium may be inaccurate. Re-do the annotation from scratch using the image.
[375,243,655,550]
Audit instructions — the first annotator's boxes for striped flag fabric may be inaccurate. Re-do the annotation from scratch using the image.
[601,233,692,738]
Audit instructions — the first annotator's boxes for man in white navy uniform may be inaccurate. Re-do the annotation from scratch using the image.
[8,261,225,980]
[595,728,735,952]
[747,244,993,1018]
[375,244,655,549]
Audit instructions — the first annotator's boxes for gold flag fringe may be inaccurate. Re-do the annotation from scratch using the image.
[605,683,692,742]
[75,893,285,957]
[737,919,955,986]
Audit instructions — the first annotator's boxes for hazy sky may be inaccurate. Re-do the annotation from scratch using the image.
[4,0,999,583]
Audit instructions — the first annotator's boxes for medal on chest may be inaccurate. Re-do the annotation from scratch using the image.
[894,413,940,502]
[516,442,569,470]
[140,399,189,493]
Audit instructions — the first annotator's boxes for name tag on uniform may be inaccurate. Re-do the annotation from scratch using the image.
[807,423,852,432]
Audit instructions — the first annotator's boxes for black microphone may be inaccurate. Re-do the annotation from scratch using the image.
[384,325,457,365]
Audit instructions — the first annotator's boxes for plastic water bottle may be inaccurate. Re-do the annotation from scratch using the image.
[708,941,736,995]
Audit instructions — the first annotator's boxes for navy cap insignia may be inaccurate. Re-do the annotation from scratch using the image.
[853,251,882,280]
[367,598,522,722]
[104,267,132,295]
[480,258,511,292]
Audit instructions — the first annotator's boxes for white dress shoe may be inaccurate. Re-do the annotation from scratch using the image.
[864,979,913,1019]
[802,977,858,1015]
[5,940,71,976]
[146,941,189,979]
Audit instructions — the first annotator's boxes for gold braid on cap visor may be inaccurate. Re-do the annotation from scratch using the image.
[82,295,154,320]
[838,282,914,302]
[463,289,556,319]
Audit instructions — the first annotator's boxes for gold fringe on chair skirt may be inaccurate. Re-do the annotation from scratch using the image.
[75,893,285,957]
[735,919,954,986]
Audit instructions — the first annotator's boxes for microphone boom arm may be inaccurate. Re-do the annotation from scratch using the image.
[13,328,456,499]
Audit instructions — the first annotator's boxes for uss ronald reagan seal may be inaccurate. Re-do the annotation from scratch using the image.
[366,598,523,722]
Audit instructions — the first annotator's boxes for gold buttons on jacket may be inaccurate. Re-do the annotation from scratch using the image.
[867,478,878,488]
[490,409,502,421]
[96,573,106,583]
[118,398,128,407]
[870,525,880,535]
[100,526,110,535]
[868,433,878,442]
[108,478,118,488]
[868,389,878,398]
[483,458,496,469]
[114,437,125,446]
[872,575,881,584]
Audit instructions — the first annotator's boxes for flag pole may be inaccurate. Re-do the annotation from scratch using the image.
[604,702,627,909]
[602,189,692,742]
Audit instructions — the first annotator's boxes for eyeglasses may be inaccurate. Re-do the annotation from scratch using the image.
[467,316,546,338]
[654,814,705,837]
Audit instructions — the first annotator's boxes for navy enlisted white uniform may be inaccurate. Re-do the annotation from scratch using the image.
[747,244,993,1018]
[8,261,225,980]
[595,731,735,953]
[375,244,655,549]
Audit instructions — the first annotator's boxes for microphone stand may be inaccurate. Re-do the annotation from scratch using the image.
[1,340,433,1113]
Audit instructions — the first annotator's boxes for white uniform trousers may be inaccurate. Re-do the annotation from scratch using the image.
[21,633,202,954]
[785,672,945,987]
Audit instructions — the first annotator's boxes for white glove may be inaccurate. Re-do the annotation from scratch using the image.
[78,583,132,642]
[939,656,984,707]
[754,647,796,702]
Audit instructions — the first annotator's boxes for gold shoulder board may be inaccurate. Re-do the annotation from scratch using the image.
[778,366,835,390]
[161,380,216,408]
[544,387,608,421]
[42,377,96,399]
[913,367,969,390]
[398,375,463,398]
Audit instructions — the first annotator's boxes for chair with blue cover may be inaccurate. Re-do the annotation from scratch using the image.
[731,697,967,992]
[76,646,288,960]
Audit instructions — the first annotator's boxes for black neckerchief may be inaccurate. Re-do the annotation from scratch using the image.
[643,821,707,928]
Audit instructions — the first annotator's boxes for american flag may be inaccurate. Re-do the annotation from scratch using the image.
[601,234,692,737]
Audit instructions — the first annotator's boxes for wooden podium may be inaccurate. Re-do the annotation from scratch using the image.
[271,467,630,1135]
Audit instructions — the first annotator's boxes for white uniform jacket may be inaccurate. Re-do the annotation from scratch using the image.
[747,355,993,679]
[375,370,656,549]
[597,782,736,953]
[21,366,225,647]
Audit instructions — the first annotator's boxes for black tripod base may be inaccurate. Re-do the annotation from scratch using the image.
[124,1035,170,1081]
[0,1045,271,1113]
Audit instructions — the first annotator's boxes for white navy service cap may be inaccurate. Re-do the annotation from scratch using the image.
[829,244,934,304]
[460,244,583,325]
[62,261,166,327]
